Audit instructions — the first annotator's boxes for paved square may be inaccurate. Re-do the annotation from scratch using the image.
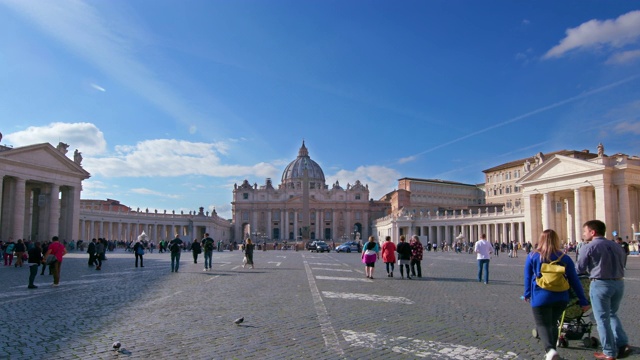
[1,249,638,359]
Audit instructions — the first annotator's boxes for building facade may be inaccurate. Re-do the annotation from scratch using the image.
[0,142,89,242]
[483,150,597,210]
[79,202,231,243]
[374,145,640,247]
[231,142,375,243]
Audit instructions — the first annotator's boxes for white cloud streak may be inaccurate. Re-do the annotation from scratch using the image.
[544,10,640,59]
[613,121,640,135]
[1,0,210,127]
[606,49,640,65]
[397,74,640,164]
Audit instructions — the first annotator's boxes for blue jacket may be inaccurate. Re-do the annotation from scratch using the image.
[523,251,588,308]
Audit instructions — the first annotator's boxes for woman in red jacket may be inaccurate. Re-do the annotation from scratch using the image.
[381,236,396,277]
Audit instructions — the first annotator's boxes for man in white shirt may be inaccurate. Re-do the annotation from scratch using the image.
[474,233,492,284]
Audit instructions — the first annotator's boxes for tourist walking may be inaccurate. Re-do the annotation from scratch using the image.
[202,233,214,271]
[87,238,98,266]
[191,239,201,264]
[133,240,145,268]
[3,239,15,266]
[396,235,412,280]
[169,235,183,273]
[243,238,255,269]
[27,242,43,289]
[361,236,379,279]
[494,241,500,256]
[410,235,424,278]
[42,236,67,286]
[474,234,492,284]
[95,238,105,270]
[523,229,589,360]
[380,236,396,277]
[577,220,632,360]
[14,239,26,267]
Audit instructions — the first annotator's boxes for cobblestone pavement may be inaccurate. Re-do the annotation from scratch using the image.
[0,249,638,360]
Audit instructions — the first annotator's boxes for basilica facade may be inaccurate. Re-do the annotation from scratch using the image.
[231,142,381,243]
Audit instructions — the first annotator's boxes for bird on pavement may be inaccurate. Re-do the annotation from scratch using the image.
[234,317,244,325]
[112,341,121,351]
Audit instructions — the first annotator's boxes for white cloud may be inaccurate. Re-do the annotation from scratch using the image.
[85,138,280,178]
[327,166,400,200]
[4,122,107,155]
[90,83,106,92]
[398,155,417,164]
[544,10,640,59]
[613,121,640,135]
[131,188,181,199]
[605,49,640,64]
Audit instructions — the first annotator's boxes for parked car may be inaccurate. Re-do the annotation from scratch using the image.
[309,240,331,253]
[335,241,360,253]
[306,241,317,252]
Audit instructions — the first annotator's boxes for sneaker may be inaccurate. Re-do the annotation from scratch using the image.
[545,348,559,360]
[52,284,59,287]
[28,285,38,289]
[203,268,207,271]
[618,345,632,359]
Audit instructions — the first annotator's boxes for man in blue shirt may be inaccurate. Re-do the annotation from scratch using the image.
[577,220,631,360]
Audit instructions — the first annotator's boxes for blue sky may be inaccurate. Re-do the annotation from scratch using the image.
[1,1,640,219]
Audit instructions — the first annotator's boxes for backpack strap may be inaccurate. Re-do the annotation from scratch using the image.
[549,253,564,265]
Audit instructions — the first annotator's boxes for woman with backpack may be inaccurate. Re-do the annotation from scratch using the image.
[523,229,590,360]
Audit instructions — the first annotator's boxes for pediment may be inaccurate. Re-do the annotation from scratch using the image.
[0,143,90,179]
[518,155,603,185]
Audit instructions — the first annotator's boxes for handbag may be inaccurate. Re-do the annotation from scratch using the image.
[45,254,57,265]
[136,247,145,256]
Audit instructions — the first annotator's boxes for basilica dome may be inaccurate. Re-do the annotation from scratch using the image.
[281,142,326,186]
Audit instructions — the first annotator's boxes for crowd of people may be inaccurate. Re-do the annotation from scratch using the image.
[1,218,634,359]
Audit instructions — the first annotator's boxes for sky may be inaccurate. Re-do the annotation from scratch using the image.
[1,1,640,219]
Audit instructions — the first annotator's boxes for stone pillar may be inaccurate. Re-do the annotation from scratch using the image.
[0,174,4,233]
[594,184,615,236]
[266,210,272,240]
[69,186,81,241]
[80,219,86,241]
[542,192,552,230]
[293,210,298,240]
[12,177,26,240]
[430,225,438,244]
[520,222,525,244]
[618,184,631,239]
[510,222,516,243]
[284,210,289,240]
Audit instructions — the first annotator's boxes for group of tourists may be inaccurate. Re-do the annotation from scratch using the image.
[361,235,424,280]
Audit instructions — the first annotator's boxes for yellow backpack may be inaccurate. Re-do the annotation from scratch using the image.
[536,254,570,292]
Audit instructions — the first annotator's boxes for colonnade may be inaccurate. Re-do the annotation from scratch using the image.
[0,175,80,242]
[238,208,369,242]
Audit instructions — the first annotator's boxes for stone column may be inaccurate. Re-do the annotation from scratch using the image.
[293,210,298,240]
[618,184,631,239]
[80,219,86,241]
[594,184,615,235]
[542,192,552,230]
[284,210,289,240]
[266,210,272,240]
[0,174,4,233]
[12,177,26,240]
[520,222,525,244]
[69,186,81,241]
[510,222,516,243]
[428,226,434,245]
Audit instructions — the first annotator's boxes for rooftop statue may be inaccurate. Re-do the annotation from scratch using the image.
[73,149,83,165]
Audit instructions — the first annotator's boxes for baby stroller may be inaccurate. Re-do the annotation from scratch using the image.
[532,276,598,348]
[556,275,598,348]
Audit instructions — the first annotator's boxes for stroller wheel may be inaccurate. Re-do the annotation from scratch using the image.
[532,329,539,339]
[590,337,599,348]
[558,338,568,348]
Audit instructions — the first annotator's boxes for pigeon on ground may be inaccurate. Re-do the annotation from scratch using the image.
[234,317,244,325]
[112,341,121,351]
